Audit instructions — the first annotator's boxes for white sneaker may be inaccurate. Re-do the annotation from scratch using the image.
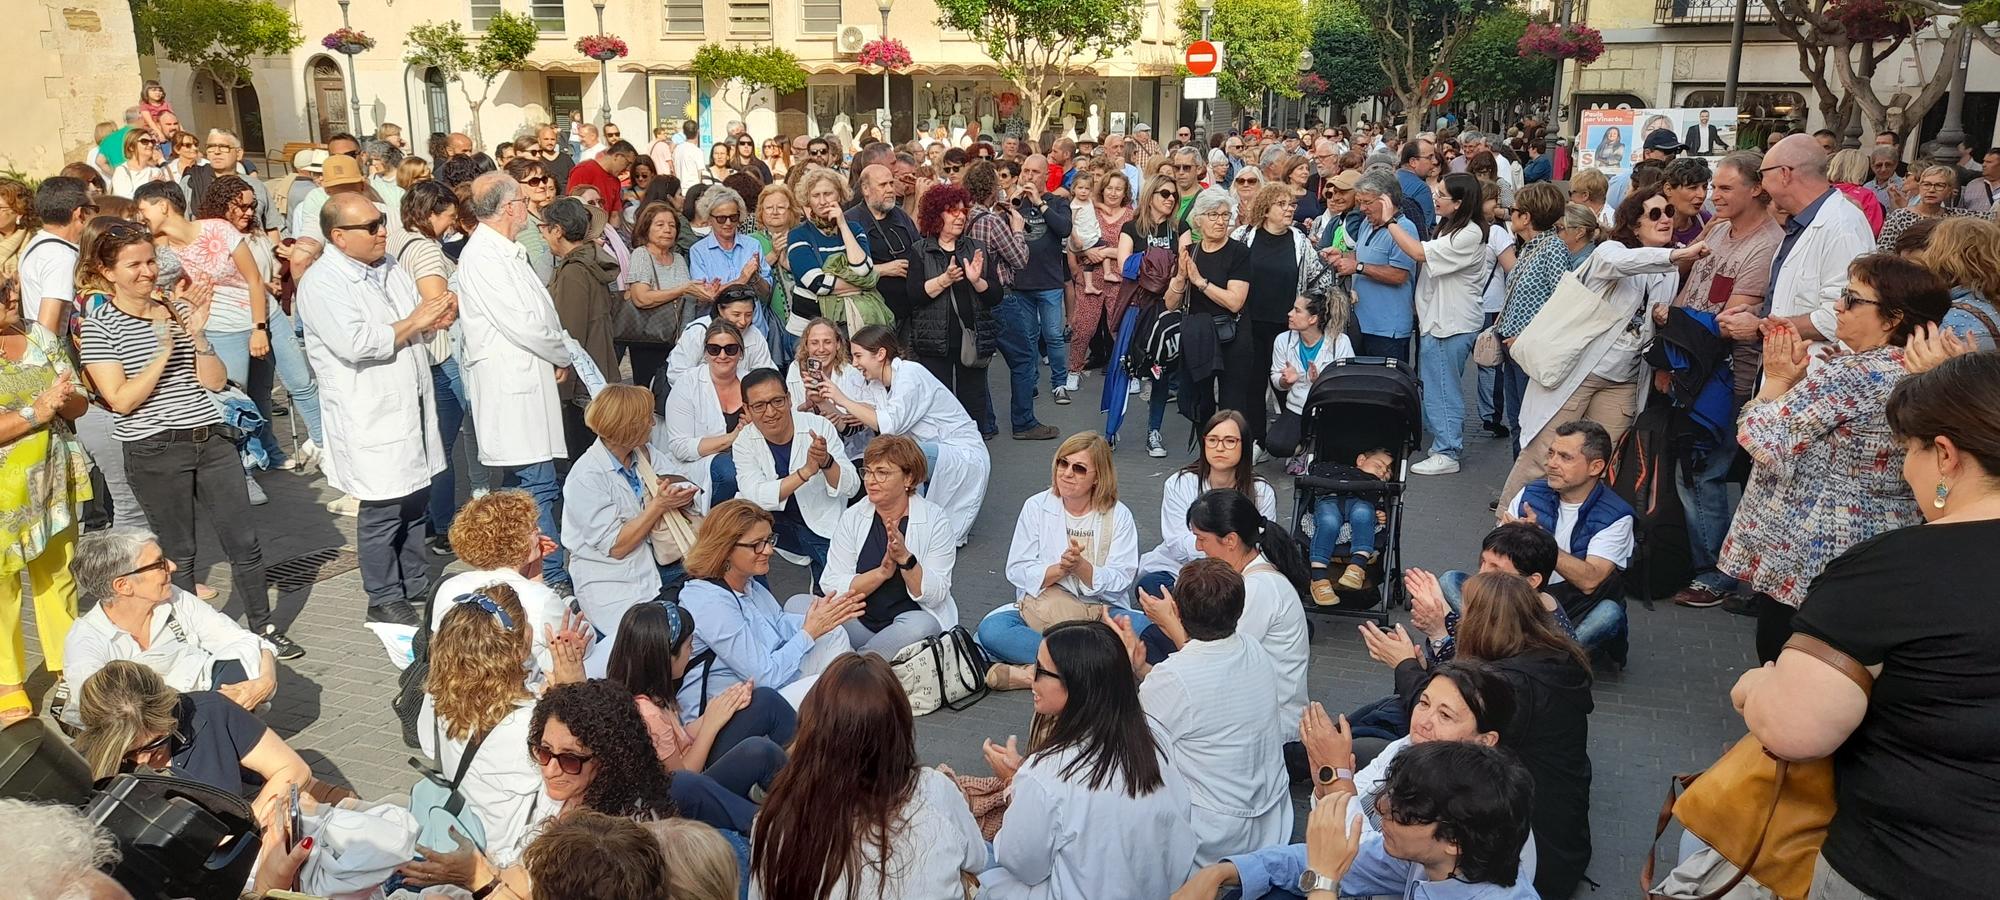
[294,439,323,476]
[1136,379,1148,398]
[1065,372,1081,391]
[1411,454,1461,476]
[325,493,360,516]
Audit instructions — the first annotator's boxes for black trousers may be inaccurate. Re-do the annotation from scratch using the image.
[1241,318,1287,447]
[358,488,431,608]
[124,429,272,632]
[1754,593,1797,664]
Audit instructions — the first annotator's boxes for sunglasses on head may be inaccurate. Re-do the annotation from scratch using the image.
[333,216,387,234]
[530,744,595,775]
[705,342,742,357]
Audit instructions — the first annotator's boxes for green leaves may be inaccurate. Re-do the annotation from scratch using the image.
[473,11,540,80]
[690,44,808,98]
[1450,9,1553,103]
[1177,0,1312,107]
[130,0,301,88]
[405,11,536,144]
[932,0,1141,139]
[1308,0,1386,111]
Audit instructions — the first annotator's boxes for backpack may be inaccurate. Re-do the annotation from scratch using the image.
[1126,306,1183,379]
[408,724,490,855]
[1609,404,1693,605]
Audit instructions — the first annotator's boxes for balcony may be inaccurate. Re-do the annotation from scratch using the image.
[1654,0,1774,25]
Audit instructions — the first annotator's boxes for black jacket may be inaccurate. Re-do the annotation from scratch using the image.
[906,236,999,360]
[849,205,920,322]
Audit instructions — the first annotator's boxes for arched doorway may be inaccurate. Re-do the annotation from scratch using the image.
[423,67,451,137]
[308,56,350,141]
[234,84,267,155]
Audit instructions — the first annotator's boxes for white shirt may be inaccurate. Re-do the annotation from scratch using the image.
[1271,331,1355,415]
[821,493,961,630]
[1241,556,1311,729]
[1140,634,1292,865]
[1414,224,1490,338]
[1139,472,1278,577]
[1769,188,1875,344]
[417,703,545,868]
[110,164,164,198]
[980,736,1197,899]
[295,248,446,500]
[429,569,569,679]
[560,440,669,630]
[749,768,985,900]
[673,142,707,189]
[1005,491,1140,609]
[1506,488,1636,585]
[20,231,79,329]
[732,411,859,541]
[456,223,574,466]
[62,588,271,705]
[1480,224,1514,314]
[659,367,737,513]
[664,315,779,388]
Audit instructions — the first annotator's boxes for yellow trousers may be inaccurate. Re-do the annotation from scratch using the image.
[0,526,79,712]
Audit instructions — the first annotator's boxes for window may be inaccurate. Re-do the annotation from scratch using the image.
[729,0,771,36]
[663,0,703,33]
[1655,0,1770,24]
[473,0,563,31]
[470,0,500,30]
[802,0,841,34]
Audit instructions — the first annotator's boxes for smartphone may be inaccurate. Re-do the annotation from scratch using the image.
[287,783,303,851]
[807,358,823,376]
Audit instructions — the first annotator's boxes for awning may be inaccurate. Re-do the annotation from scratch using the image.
[613,60,1181,78]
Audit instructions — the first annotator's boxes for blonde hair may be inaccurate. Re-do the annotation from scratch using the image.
[794,168,848,209]
[1245,181,1297,231]
[645,819,740,900]
[74,661,181,779]
[1569,167,1608,203]
[397,157,432,192]
[428,583,533,740]
[1920,217,2000,300]
[792,316,851,372]
[1051,431,1119,512]
[1560,203,1602,240]
[584,384,656,450]
[755,183,798,233]
[684,499,774,580]
[1827,149,1870,186]
[449,489,542,570]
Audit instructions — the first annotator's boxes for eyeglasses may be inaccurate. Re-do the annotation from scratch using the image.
[734,536,778,553]
[205,143,235,151]
[862,466,906,482]
[1058,460,1092,477]
[1175,164,1200,172]
[333,216,387,234]
[117,558,171,580]
[136,138,157,147]
[1642,206,1672,222]
[124,731,172,766]
[1204,434,1243,449]
[1835,288,1881,311]
[1033,664,1063,682]
[745,396,788,414]
[530,744,595,775]
[1759,164,1794,176]
[711,213,741,224]
[704,342,742,357]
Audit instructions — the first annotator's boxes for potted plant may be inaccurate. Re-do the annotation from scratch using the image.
[856,37,913,71]
[575,34,630,62]
[1516,22,1604,66]
[322,27,376,55]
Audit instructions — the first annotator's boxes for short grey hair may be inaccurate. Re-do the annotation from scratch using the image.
[1364,151,1399,173]
[1188,186,1233,222]
[470,172,521,221]
[1460,130,1488,146]
[76,526,157,609]
[1715,150,1767,194]
[1355,170,1403,206]
[363,139,402,169]
[1869,145,1900,163]
[0,799,121,898]
[697,185,745,222]
[204,128,240,148]
[1172,145,1202,166]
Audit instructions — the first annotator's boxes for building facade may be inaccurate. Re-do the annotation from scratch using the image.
[4,0,145,177]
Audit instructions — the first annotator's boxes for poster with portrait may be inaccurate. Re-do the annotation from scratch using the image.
[1576,107,1739,173]
[1577,108,1636,173]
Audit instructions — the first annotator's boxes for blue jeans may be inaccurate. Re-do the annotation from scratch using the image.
[1354,332,1410,363]
[977,605,1155,665]
[206,329,282,466]
[772,510,830,591]
[1679,425,1743,594]
[1475,313,1501,424]
[429,360,471,534]
[267,307,323,444]
[709,453,738,504]
[998,288,1068,430]
[499,461,568,587]
[1418,331,1476,458]
[1440,570,1623,654]
[1499,347,1529,457]
[1310,494,1378,564]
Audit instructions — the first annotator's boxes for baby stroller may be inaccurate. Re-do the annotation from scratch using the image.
[1288,357,1423,621]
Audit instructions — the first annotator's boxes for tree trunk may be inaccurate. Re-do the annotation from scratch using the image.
[1397,87,1428,139]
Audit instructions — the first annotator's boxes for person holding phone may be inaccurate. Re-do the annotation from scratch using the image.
[731,368,854,590]
[563,385,699,632]
[785,317,878,462]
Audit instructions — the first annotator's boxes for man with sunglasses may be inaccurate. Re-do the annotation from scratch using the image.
[296,194,454,628]
[1170,146,1206,223]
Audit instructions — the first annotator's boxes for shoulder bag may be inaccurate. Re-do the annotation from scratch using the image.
[1016,509,1113,631]
[613,249,694,346]
[633,451,702,566]
[1509,269,1632,388]
[1643,633,1873,900]
[891,626,991,716]
[1471,259,1506,367]
[408,723,491,854]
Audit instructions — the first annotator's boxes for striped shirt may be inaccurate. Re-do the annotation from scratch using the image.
[784,220,872,322]
[77,299,220,441]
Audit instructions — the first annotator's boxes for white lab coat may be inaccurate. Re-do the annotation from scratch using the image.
[457,224,574,466]
[821,493,961,629]
[295,248,445,500]
[664,315,779,388]
[560,440,669,629]
[1768,189,1875,344]
[1004,491,1140,609]
[732,410,858,541]
[872,358,990,546]
[659,367,736,513]
[979,736,1197,900]
[1138,472,1278,577]
[417,702,545,868]
[1242,557,1312,729]
[1140,633,1293,865]
[1269,330,1355,415]
[787,361,882,459]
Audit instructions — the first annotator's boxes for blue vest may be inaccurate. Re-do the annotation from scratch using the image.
[1520,480,1633,559]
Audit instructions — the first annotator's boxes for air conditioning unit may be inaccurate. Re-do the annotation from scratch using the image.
[836,23,875,55]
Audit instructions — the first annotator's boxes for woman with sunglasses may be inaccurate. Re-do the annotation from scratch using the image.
[207,174,325,474]
[165,132,201,182]
[661,320,753,509]
[975,620,1196,899]
[1498,187,1711,504]
[76,220,292,655]
[1116,175,1189,457]
[761,139,791,182]
[109,130,166,199]
[75,659,312,818]
[1228,166,1264,228]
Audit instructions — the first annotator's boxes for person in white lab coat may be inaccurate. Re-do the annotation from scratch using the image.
[818,436,959,656]
[663,287,777,389]
[975,620,1197,899]
[456,172,576,589]
[822,325,990,547]
[732,368,856,589]
[1137,411,1278,598]
[786,316,881,462]
[561,384,698,631]
[296,193,449,627]
[660,320,751,512]
[1128,558,1291,865]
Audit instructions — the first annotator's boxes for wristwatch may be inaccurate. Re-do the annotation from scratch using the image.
[253,322,271,332]
[897,554,918,572]
[16,405,39,426]
[1298,868,1340,894]
[1313,765,1355,786]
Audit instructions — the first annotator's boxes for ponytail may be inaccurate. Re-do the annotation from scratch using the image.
[1187,489,1311,598]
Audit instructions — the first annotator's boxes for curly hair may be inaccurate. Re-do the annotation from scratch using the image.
[530,680,678,819]
[916,182,970,238]
[0,178,39,234]
[448,490,541,571]
[961,159,998,204]
[428,583,532,741]
[191,175,253,226]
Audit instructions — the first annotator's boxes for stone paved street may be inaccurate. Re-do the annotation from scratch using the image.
[24,362,1755,897]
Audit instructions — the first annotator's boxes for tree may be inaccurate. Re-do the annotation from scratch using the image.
[935,0,1141,142]
[129,0,301,90]
[1178,0,1312,111]
[688,44,808,121]
[1762,0,1968,141]
[1448,10,1552,107]
[1353,0,1511,137]
[1308,0,1387,116]
[403,12,538,147]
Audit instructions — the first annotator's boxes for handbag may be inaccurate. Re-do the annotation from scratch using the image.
[1510,269,1632,388]
[891,626,990,716]
[1018,584,1098,632]
[1211,313,1240,346]
[634,452,702,566]
[1472,327,1503,367]
[1642,633,1873,900]
[408,724,490,855]
[1295,231,1336,298]
[614,250,697,345]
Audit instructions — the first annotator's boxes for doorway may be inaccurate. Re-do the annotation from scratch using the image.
[548,76,584,133]
[233,84,267,154]
[309,56,350,141]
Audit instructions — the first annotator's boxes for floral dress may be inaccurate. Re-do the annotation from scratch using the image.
[1717,345,1920,608]
[0,324,91,575]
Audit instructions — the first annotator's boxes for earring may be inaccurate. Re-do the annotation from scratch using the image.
[1934,480,1950,509]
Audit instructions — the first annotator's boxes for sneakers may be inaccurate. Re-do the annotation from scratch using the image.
[262,626,305,661]
[427,533,454,557]
[1672,583,1727,609]
[1065,372,1081,391]
[1146,430,1168,458]
[1013,424,1061,440]
[1310,578,1342,607]
[245,475,269,506]
[326,494,360,517]
[1135,379,1147,397]
[1482,420,1511,439]
[1053,387,1073,405]
[1411,454,1460,476]
[293,439,323,476]
[1337,562,1369,590]
[366,599,422,628]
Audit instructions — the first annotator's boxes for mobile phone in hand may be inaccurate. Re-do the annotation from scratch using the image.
[287,783,303,851]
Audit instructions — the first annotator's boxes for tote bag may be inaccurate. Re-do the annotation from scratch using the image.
[634,452,702,565]
[1509,270,1633,388]
[891,626,990,716]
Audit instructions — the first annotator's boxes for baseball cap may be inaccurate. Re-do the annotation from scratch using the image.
[1330,170,1362,191]
[1643,130,1684,153]
[320,155,366,187]
[293,148,329,173]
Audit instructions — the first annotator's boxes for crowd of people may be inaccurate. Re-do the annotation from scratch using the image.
[5,80,2000,900]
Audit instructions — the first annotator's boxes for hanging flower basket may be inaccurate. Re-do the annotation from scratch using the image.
[857,38,913,71]
[1297,73,1329,98]
[322,27,375,55]
[1517,23,1605,66]
[575,34,630,62]
[1825,0,1928,42]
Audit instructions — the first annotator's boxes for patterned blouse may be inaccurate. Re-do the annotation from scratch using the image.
[1718,346,1920,608]
[1496,231,1572,338]
[0,323,91,575]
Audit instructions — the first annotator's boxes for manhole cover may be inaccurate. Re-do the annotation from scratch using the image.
[266,546,360,592]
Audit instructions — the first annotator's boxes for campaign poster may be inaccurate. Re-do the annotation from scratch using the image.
[1576,107,1739,173]
[1576,108,1635,173]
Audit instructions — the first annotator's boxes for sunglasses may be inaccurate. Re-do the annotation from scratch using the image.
[333,216,387,234]
[124,731,172,766]
[530,744,595,775]
[1235,178,1259,186]
[117,558,171,579]
[523,175,552,187]
[1642,206,1671,222]
[1154,190,1176,199]
[711,213,741,224]
[735,535,778,552]
[1835,288,1881,311]
[943,166,962,175]
[1176,164,1200,172]
[705,342,742,357]
[1058,460,1092,477]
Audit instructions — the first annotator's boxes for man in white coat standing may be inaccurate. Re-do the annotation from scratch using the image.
[458,172,577,591]
[297,194,452,627]
[1716,135,1874,351]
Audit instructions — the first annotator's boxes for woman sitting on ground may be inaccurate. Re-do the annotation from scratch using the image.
[646,817,742,900]
[750,654,986,899]
[786,316,879,461]
[818,435,958,657]
[1136,411,1277,596]
[981,431,1142,690]
[660,320,751,508]
[563,384,698,631]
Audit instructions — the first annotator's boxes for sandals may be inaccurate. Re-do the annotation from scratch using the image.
[985,663,1034,692]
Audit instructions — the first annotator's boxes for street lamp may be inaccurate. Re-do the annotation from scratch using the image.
[593,0,612,130]
[1297,48,1314,129]
[878,0,895,138]
[1931,33,1971,166]
[338,0,362,135]
[1196,0,1214,143]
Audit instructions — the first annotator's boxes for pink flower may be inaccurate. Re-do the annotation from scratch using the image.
[857,38,913,71]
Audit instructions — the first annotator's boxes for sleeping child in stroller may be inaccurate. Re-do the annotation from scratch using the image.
[1308,447,1393,605]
